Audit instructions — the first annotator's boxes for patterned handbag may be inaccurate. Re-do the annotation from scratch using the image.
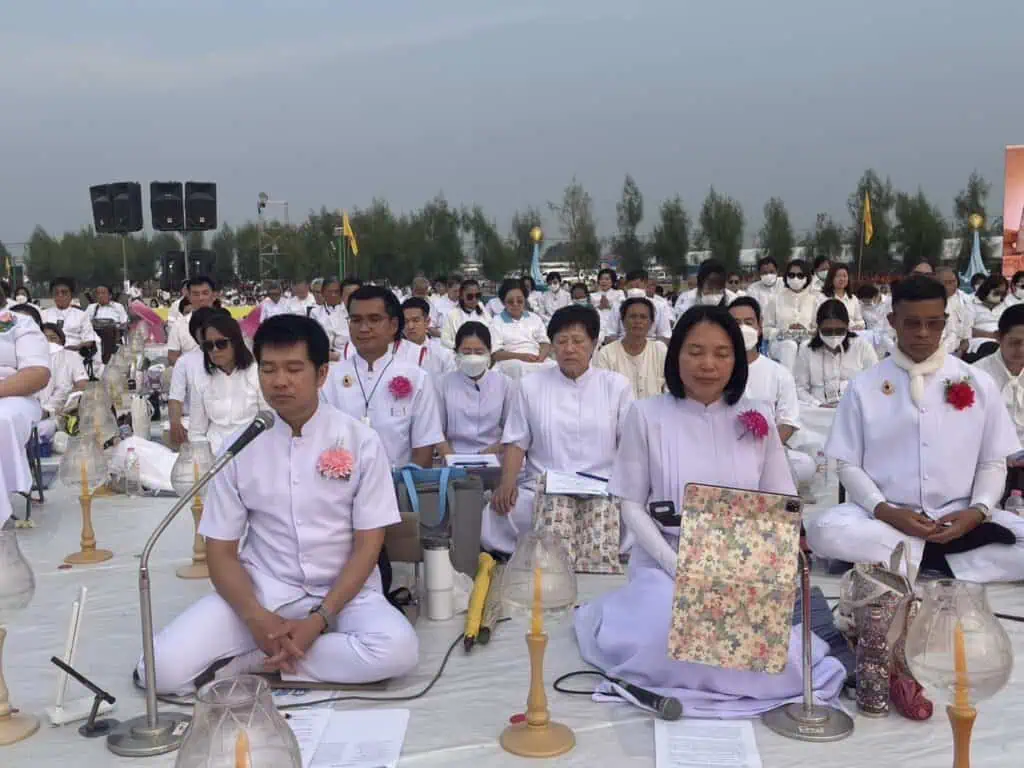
[531,476,624,575]
[668,483,803,673]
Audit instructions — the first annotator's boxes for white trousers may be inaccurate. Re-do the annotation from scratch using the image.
[137,588,419,695]
[769,339,799,371]
[0,396,40,525]
[480,487,536,554]
[786,448,816,486]
[806,502,1024,583]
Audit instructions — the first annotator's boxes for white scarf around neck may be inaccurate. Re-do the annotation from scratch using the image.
[889,347,946,406]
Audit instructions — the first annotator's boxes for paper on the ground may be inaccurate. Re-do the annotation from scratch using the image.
[655,719,762,768]
[545,470,608,496]
[444,453,501,468]
[289,707,411,768]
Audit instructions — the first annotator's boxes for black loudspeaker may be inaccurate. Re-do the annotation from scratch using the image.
[89,185,116,233]
[161,251,185,293]
[150,181,184,231]
[188,249,215,277]
[111,182,143,233]
[185,182,217,231]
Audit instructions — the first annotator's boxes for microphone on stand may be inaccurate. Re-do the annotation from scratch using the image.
[608,677,683,721]
[106,411,275,758]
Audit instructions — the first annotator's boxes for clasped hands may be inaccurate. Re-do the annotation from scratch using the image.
[874,503,985,544]
[247,609,328,674]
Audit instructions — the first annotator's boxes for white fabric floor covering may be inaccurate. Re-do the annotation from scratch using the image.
[3,469,1024,766]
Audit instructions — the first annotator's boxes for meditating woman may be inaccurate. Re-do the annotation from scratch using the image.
[489,278,554,380]
[794,300,878,408]
[574,305,846,716]
[189,313,267,453]
[483,305,634,556]
[37,323,89,440]
[440,278,491,349]
[594,296,667,399]
[767,258,817,371]
[437,322,514,455]
[818,263,864,330]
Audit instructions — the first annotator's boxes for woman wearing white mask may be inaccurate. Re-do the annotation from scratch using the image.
[766,258,817,371]
[489,278,555,380]
[794,300,878,408]
[818,263,864,329]
[970,274,1009,345]
[672,260,736,319]
[809,256,831,294]
[1006,271,1024,308]
[437,321,514,455]
[745,257,779,312]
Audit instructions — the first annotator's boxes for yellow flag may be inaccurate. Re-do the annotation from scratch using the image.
[342,211,359,257]
[863,192,874,246]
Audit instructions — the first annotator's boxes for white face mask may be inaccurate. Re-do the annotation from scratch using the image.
[761,273,778,287]
[787,277,807,291]
[700,292,724,306]
[14,295,27,304]
[740,324,759,351]
[816,270,829,281]
[820,333,846,350]
[48,341,63,355]
[626,288,646,299]
[457,353,490,378]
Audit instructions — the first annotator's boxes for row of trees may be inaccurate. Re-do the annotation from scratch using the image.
[7,170,1000,291]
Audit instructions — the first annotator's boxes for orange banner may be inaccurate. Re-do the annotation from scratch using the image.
[1003,145,1024,277]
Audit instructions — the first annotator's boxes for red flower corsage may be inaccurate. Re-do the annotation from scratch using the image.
[738,409,770,440]
[944,377,975,411]
[388,375,413,400]
[317,447,354,480]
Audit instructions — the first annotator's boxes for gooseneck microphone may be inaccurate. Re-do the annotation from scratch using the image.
[609,677,684,721]
[223,410,276,457]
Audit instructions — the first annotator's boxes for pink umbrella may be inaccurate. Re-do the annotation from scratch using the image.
[128,300,167,344]
[238,305,263,338]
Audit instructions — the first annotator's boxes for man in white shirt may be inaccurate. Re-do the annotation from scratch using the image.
[167,276,219,365]
[288,280,317,316]
[260,281,291,322]
[807,275,1024,582]
[138,314,418,694]
[729,297,816,489]
[85,283,130,362]
[311,277,350,361]
[40,277,98,353]
[410,276,442,330]
[401,297,456,379]
[745,257,780,315]
[323,286,444,468]
[607,270,672,344]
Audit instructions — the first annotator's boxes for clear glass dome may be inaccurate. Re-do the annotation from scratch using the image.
[77,384,119,442]
[171,439,216,498]
[501,531,577,622]
[905,579,1014,707]
[58,436,110,494]
[174,675,301,768]
[0,531,35,623]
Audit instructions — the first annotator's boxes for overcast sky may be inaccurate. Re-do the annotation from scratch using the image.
[1,0,1022,250]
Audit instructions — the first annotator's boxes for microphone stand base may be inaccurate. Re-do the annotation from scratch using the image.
[106,711,191,757]
[761,702,854,743]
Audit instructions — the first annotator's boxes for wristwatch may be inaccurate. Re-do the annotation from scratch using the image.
[309,604,334,634]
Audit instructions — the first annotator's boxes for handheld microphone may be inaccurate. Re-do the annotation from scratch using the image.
[223,411,275,457]
[609,677,683,720]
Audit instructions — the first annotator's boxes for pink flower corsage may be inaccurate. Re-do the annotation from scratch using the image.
[388,375,413,400]
[317,447,354,480]
[738,409,770,440]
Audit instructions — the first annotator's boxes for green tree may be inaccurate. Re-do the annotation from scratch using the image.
[758,198,794,270]
[893,188,947,271]
[953,172,993,271]
[0,240,11,282]
[614,174,646,274]
[509,207,544,273]
[463,206,515,281]
[210,226,240,286]
[698,188,744,271]
[407,194,464,282]
[549,177,600,273]
[847,170,895,274]
[651,196,690,278]
[801,213,846,264]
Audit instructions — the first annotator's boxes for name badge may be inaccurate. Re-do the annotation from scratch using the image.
[391,407,407,418]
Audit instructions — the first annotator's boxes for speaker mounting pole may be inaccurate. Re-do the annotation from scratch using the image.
[182,232,190,280]
[121,235,129,294]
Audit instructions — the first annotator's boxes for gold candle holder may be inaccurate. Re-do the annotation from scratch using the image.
[0,627,40,745]
[64,460,113,566]
[176,494,209,580]
[948,703,977,768]
[500,632,575,758]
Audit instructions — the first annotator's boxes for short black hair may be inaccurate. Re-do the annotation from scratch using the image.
[904,258,933,275]
[665,305,748,405]
[42,322,64,343]
[347,284,404,336]
[891,274,948,308]
[625,269,648,283]
[569,282,589,299]
[855,283,879,302]
[757,256,777,271]
[696,260,726,290]
[976,274,1008,304]
[94,282,114,293]
[201,314,254,375]
[619,296,655,322]
[188,275,217,292]
[546,271,562,284]
[548,304,600,342]
[10,303,41,328]
[1011,271,1024,286]
[321,276,342,292]
[401,296,431,319]
[728,295,762,324]
[999,303,1024,335]
[253,314,330,369]
[50,277,76,294]
[812,255,831,271]
[189,306,229,343]
[498,278,526,303]
[341,277,363,290]
[597,268,617,284]
[455,320,493,350]
[809,299,856,352]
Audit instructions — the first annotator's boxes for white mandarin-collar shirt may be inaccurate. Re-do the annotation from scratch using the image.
[340,339,421,368]
[439,369,514,454]
[166,314,198,355]
[441,306,492,349]
[289,294,317,315]
[744,354,802,431]
[310,304,350,353]
[973,351,1024,443]
[168,347,208,407]
[490,311,549,355]
[793,335,878,407]
[405,337,456,379]
[85,301,129,325]
[188,363,268,453]
[40,305,98,349]
[322,350,445,466]
[503,364,633,484]
[540,287,571,319]
[260,298,292,322]
[200,403,400,610]
[39,344,88,415]
[0,312,50,381]
[826,355,1019,518]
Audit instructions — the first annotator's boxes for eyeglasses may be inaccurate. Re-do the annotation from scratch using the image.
[202,339,231,351]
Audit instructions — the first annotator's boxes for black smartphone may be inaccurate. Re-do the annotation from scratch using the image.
[649,501,680,527]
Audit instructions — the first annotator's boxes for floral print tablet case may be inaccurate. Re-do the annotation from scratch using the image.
[668,483,803,674]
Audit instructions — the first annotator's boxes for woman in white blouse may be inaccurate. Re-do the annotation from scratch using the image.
[767,258,817,371]
[38,322,89,439]
[971,274,1009,342]
[441,278,491,349]
[594,296,667,399]
[189,314,266,453]
[818,263,864,329]
[483,305,634,555]
[794,299,878,408]
[437,321,514,455]
[490,278,554,380]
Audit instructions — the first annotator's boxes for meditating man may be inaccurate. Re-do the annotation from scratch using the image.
[138,315,418,694]
[806,275,1024,582]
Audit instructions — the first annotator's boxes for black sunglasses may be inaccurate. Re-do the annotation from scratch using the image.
[787,273,805,279]
[202,339,231,351]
